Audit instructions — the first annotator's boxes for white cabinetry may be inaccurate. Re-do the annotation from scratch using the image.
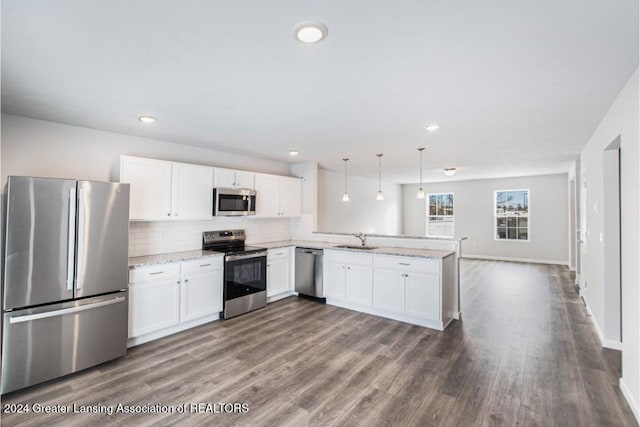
[322,250,453,331]
[254,173,301,217]
[120,156,213,221]
[323,251,373,307]
[171,162,214,220]
[214,168,254,189]
[372,254,445,328]
[280,176,301,217]
[128,264,181,337]
[267,247,294,301]
[128,256,224,346]
[120,156,173,220]
[404,272,440,320]
[371,268,405,314]
[180,259,224,322]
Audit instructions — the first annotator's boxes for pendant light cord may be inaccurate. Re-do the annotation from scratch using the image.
[377,154,382,191]
[343,158,349,193]
[418,148,425,188]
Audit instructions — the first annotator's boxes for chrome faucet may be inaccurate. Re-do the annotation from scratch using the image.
[354,232,367,246]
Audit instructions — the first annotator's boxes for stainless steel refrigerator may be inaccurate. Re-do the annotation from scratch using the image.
[1,176,130,394]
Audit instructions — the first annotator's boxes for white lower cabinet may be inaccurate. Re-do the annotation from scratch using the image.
[323,251,373,307]
[180,267,223,322]
[128,256,223,345]
[345,264,373,306]
[129,276,181,338]
[404,271,440,320]
[324,261,347,300]
[372,268,405,314]
[324,251,451,331]
[267,247,293,299]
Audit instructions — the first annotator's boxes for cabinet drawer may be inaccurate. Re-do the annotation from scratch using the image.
[325,250,373,267]
[268,247,291,260]
[181,257,223,275]
[374,255,440,274]
[129,263,180,284]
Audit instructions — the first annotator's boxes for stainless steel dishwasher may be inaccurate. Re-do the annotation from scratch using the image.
[295,248,324,300]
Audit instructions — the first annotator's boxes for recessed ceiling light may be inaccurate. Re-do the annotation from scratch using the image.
[289,150,299,156]
[424,123,440,132]
[138,115,156,124]
[444,168,456,177]
[293,21,328,43]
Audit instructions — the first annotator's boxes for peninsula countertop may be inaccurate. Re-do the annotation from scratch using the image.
[256,240,454,259]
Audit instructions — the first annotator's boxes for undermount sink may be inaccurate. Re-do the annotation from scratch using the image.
[333,245,378,250]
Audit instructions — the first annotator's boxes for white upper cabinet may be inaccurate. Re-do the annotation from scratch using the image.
[121,155,298,220]
[171,162,214,220]
[121,156,213,221]
[254,173,281,217]
[213,167,255,189]
[254,173,301,218]
[280,176,301,217]
[120,156,173,220]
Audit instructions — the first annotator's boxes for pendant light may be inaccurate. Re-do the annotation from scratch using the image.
[416,147,426,199]
[376,154,384,201]
[342,158,350,202]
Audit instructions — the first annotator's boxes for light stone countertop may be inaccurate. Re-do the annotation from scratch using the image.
[314,231,467,242]
[129,250,224,268]
[257,240,454,259]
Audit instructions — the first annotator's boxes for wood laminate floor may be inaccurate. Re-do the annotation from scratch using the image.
[1,260,637,426]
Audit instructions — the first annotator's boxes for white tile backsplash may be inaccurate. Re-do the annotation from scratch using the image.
[129,217,293,257]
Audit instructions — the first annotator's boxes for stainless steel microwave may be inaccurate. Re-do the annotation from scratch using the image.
[213,188,256,216]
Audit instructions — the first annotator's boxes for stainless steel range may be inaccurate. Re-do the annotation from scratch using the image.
[202,230,267,319]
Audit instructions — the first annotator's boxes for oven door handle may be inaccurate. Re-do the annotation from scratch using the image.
[226,251,268,262]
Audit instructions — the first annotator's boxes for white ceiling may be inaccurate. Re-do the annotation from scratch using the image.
[2,1,638,183]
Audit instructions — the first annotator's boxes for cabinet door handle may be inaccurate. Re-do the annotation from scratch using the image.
[150,271,164,275]
[184,279,189,283]
[347,266,351,270]
[167,213,171,216]
[399,262,410,266]
[177,280,181,284]
[275,252,284,256]
[199,263,211,267]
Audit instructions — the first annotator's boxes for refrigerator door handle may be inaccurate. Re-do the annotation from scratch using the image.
[9,296,126,324]
[75,188,85,290]
[66,187,77,291]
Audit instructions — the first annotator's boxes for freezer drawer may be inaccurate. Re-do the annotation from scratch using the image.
[1,293,128,394]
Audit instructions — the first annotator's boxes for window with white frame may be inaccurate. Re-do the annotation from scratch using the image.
[427,193,454,237]
[495,189,529,240]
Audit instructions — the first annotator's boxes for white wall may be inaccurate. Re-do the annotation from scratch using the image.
[403,174,569,264]
[579,68,639,420]
[317,168,402,235]
[1,114,290,183]
[0,114,296,255]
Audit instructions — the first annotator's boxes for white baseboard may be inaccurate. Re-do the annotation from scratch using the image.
[127,313,220,347]
[326,298,446,331]
[462,254,569,266]
[584,302,623,350]
[267,291,296,303]
[620,377,639,423]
